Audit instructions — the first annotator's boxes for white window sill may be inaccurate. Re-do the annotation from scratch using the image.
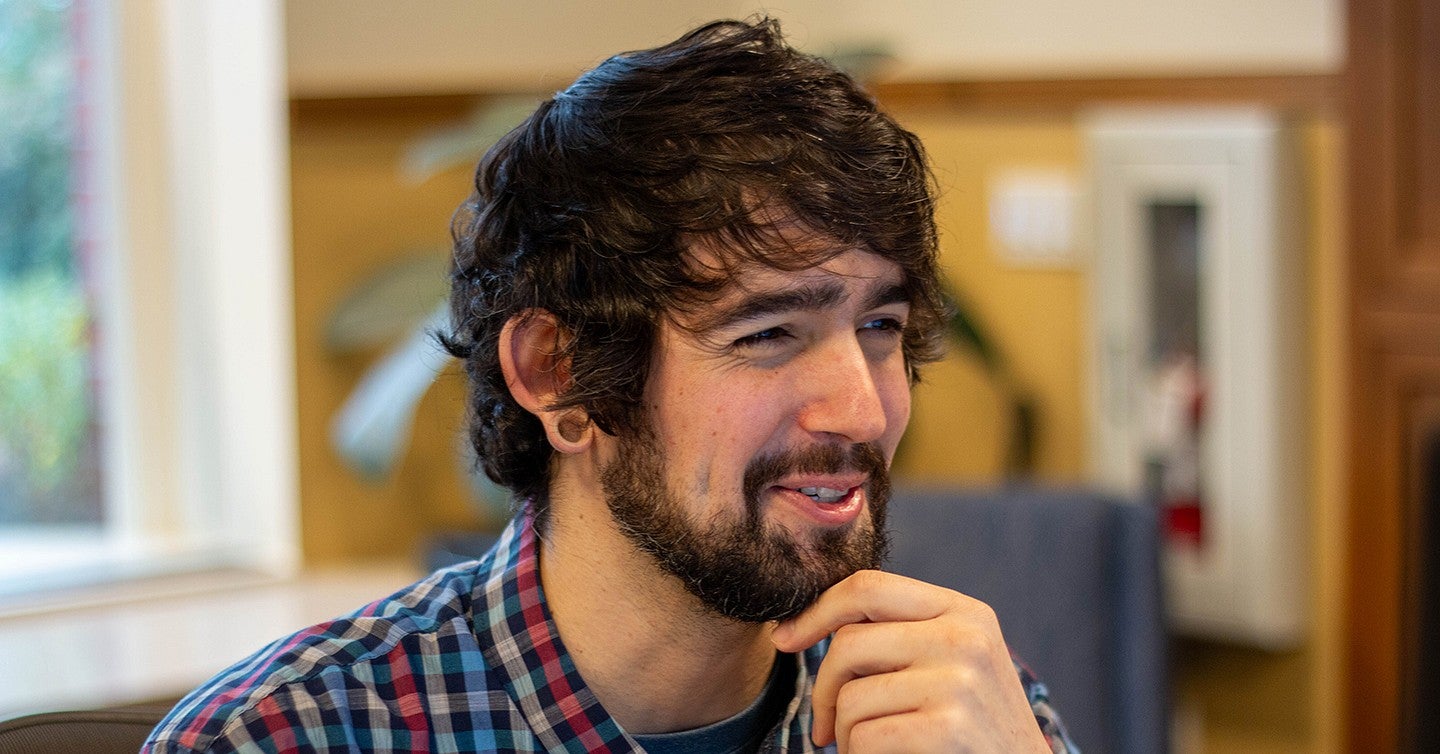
[0,561,422,721]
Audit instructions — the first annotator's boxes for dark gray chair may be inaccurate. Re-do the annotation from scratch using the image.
[0,708,165,754]
[886,484,1169,754]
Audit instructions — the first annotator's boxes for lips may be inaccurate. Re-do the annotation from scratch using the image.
[743,443,888,527]
[768,477,867,526]
[774,470,867,498]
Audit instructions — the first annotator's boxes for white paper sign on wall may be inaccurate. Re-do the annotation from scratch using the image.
[987,169,1081,268]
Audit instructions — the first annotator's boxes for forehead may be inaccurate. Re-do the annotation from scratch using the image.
[675,242,909,335]
[710,250,903,296]
[685,222,902,289]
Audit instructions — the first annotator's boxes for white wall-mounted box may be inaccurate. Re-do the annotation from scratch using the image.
[1084,109,1307,649]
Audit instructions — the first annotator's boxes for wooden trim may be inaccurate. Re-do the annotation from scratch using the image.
[290,92,489,120]
[1346,0,1440,749]
[1344,0,1398,738]
[871,73,1341,112]
[1406,396,1440,751]
[289,73,1342,119]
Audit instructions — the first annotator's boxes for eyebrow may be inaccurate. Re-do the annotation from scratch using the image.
[863,282,912,311]
[691,280,911,335]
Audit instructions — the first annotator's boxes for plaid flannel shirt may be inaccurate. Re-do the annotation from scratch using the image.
[145,513,1076,752]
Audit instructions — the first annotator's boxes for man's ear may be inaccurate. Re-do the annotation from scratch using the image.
[498,310,595,454]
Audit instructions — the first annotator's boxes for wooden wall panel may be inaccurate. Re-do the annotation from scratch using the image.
[1395,0,1440,256]
[1404,392,1440,752]
[1346,0,1440,749]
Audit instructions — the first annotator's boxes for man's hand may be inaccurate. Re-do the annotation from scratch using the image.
[770,570,1051,753]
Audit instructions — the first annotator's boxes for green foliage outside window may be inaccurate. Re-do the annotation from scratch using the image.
[0,0,102,525]
[0,273,97,523]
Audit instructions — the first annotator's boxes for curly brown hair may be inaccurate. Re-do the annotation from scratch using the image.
[443,18,945,522]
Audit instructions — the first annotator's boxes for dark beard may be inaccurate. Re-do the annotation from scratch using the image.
[600,424,891,623]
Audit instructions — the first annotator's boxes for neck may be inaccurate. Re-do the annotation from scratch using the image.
[536,470,778,735]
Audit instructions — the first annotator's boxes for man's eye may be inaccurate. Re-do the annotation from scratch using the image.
[734,327,790,348]
[861,317,905,334]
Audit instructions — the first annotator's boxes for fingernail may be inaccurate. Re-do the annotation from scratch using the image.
[771,622,792,644]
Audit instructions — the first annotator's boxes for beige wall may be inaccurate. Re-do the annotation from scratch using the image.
[285,0,1342,96]
[288,100,494,563]
[288,100,1345,753]
[892,112,1344,754]
[286,108,1096,557]
[285,5,1348,751]
[894,112,1087,482]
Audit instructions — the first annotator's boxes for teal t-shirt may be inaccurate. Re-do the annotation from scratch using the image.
[631,653,796,754]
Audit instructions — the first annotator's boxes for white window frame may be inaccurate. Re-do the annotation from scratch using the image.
[0,0,298,596]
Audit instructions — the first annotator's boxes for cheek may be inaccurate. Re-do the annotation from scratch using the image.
[890,388,912,427]
[647,367,787,481]
[703,376,796,481]
[880,369,913,453]
[704,373,788,447]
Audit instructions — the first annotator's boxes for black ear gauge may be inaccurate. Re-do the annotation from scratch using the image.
[556,411,588,444]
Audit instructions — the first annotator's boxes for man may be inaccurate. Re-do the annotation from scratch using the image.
[147,19,1075,753]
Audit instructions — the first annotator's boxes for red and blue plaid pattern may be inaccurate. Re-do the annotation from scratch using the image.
[144,513,1075,752]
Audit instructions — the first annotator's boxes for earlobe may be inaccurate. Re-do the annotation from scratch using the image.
[498,310,594,453]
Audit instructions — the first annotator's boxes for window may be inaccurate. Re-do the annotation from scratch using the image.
[0,0,298,600]
[0,0,105,567]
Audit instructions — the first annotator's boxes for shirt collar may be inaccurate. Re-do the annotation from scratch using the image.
[469,513,831,753]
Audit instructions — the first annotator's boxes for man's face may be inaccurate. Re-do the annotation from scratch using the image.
[599,246,913,622]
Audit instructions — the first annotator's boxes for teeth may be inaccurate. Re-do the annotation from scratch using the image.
[797,486,847,503]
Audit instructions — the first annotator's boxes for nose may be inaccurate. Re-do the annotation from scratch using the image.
[794,335,890,444]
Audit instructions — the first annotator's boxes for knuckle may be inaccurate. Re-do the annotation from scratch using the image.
[930,706,971,745]
[933,703,967,727]
[848,568,886,595]
[940,661,982,694]
[961,597,999,627]
[935,605,1004,660]
[834,677,865,713]
[936,619,983,654]
[831,622,866,647]
[846,718,885,753]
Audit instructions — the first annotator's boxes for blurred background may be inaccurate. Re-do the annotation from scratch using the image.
[1,0,1435,752]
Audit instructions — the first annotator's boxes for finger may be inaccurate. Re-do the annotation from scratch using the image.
[844,708,966,754]
[829,670,915,748]
[829,670,961,754]
[810,610,1023,750]
[772,570,959,652]
[835,657,1051,754]
[809,622,917,743]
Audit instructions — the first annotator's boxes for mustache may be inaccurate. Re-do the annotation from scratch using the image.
[742,442,890,513]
